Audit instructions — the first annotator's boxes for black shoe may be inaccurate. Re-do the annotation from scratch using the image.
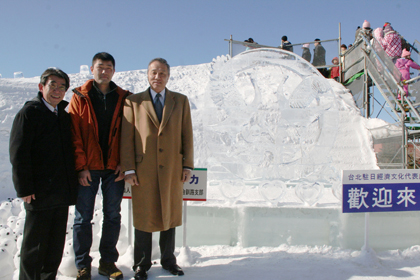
[98,259,123,280]
[162,264,184,276]
[134,266,148,280]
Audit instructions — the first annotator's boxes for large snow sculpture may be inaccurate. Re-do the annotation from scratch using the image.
[204,48,340,205]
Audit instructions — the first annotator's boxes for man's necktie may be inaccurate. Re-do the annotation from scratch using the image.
[154,93,163,122]
[54,108,58,116]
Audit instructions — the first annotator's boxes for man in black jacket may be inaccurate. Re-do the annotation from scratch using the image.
[313,38,327,77]
[280,35,294,52]
[10,68,78,280]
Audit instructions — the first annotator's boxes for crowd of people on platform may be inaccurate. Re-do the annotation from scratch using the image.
[244,20,419,97]
[244,36,340,79]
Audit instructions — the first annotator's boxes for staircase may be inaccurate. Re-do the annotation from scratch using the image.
[343,35,420,168]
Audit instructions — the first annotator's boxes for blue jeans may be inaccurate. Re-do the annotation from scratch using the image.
[73,169,124,269]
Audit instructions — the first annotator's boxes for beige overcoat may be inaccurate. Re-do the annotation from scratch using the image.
[120,88,194,232]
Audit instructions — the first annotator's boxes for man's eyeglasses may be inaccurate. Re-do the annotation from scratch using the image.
[48,81,67,92]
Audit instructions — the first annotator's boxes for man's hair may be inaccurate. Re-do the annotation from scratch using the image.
[282,35,288,41]
[92,52,115,68]
[148,58,170,75]
[40,68,70,90]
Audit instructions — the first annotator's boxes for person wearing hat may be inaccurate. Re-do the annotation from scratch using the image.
[330,57,340,81]
[382,23,402,63]
[355,20,373,42]
[301,43,311,62]
[280,35,293,52]
[395,49,420,99]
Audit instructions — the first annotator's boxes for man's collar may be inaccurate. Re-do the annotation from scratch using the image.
[150,88,166,100]
[41,97,56,113]
[92,80,117,95]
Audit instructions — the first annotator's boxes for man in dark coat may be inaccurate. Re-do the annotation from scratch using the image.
[280,35,294,52]
[9,68,78,280]
[312,38,327,77]
[301,43,311,62]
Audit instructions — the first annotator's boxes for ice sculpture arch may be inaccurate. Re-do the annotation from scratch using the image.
[204,48,340,205]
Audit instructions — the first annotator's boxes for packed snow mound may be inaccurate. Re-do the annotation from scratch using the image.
[0,50,378,205]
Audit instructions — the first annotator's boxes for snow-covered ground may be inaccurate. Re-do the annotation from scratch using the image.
[1,49,420,279]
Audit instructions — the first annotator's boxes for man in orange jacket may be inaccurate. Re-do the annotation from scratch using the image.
[69,52,131,280]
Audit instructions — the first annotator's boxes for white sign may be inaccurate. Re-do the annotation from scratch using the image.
[183,168,207,201]
[123,168,207,201]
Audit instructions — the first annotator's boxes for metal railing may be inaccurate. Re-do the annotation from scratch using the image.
[224,36,340,71]
[343,34,420,169]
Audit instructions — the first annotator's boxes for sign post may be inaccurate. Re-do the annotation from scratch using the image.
[123,168,207,250]
[182,168,207,247]
[342,169,420,251]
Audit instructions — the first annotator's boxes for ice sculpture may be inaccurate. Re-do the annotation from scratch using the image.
[204,48,340,205]
[80,65,90,75]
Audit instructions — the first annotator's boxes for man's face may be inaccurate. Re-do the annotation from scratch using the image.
[39,75,66,107]
[148,61,169,93]
[91,59,115,85]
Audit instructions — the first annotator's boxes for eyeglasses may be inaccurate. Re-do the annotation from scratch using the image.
[48,81,67,92]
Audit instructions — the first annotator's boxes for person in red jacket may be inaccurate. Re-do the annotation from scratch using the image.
[330,57,340,81]
[69,52,131,280]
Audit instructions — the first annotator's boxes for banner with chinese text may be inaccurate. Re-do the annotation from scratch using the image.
[342,169,420,213]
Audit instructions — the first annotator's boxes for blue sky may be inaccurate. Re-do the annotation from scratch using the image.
[0,0,418,78]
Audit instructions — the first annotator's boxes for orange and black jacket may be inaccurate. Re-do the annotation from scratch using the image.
[69,79,131,171]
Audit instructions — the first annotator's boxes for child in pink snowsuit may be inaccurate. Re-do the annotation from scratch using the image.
[395,49,420,99]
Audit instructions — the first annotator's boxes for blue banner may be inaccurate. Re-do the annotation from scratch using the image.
[343,182,420,213]
[342,169,420,213]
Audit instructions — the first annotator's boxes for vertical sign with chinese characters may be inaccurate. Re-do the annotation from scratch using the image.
[342,169,420,213]
[123,168,207,201]
[183,168,207,201]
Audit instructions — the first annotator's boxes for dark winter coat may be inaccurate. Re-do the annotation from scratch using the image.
[281,41,294,52]
[302,47,311,62]
[10,92,78,211]
[313,44,326,66]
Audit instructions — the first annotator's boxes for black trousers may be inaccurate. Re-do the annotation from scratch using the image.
[133,228,176,271]
[19,206,69,280]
